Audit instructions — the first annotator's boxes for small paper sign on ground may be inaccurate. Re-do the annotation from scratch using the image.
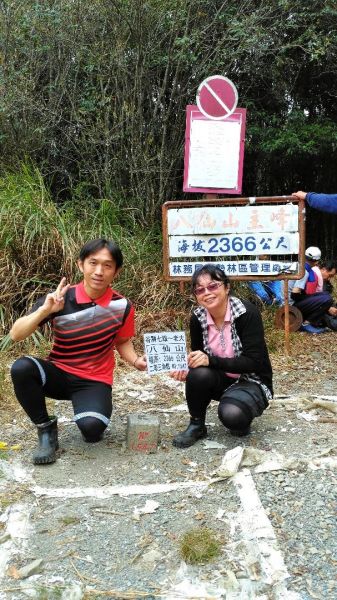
[144,332,188,375]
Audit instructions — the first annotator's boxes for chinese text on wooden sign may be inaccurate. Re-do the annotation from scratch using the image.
[162,197,305,281]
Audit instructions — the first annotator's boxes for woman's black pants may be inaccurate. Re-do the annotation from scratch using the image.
[186,367,268,432]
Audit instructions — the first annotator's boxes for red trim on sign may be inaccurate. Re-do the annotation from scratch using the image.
[183,105,246,194]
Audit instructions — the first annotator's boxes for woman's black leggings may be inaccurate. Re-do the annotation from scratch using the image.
[11,356,112,440]
[186,367,268,432]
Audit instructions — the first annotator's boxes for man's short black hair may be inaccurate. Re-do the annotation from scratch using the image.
[321,260,337,272]
[79,239,123,269]
[191,263,229,290]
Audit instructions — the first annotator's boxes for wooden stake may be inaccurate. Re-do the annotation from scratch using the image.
[284,280,290,355]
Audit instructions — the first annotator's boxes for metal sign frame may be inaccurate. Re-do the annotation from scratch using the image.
[162,196,305,282]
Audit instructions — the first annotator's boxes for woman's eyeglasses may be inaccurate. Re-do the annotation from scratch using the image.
[194,282,223,296]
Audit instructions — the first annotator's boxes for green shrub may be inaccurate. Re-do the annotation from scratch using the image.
[180,527,222,564]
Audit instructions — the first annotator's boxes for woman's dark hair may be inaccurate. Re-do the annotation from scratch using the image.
[191,264,229,290]
[79,239,123,269]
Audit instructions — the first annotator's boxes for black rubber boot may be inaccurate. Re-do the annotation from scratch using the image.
[172,418,207,448]
[33,417,59,465]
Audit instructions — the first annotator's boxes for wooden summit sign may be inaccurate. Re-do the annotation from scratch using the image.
[162,196,305,282]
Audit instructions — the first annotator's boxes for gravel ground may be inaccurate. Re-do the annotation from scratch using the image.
[254,469,336,600]
[0,331,337,599]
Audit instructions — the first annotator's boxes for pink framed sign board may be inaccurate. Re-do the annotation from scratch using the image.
[183,105,246,195]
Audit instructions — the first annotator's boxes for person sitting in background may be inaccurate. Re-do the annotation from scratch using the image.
[289,247,337,334]
[312,261,337,331]
[312,261,337,293]
[169,264,273,448]
[248,279,284,306]
[292,191,337,214]
[247,255,284,306]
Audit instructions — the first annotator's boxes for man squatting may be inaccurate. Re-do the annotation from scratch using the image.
[10,239,147,465]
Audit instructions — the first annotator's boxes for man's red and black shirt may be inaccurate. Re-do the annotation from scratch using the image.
[30,282,135,385]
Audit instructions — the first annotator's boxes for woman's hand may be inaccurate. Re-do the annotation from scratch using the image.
[168,370,188,381]
[188,350,209,368]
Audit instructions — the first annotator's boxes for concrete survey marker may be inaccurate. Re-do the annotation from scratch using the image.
[126,413,160,452]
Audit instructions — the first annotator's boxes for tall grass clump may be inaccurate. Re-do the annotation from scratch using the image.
[0,166,70,322]
[180,527,222,564]
[0,166,188,346]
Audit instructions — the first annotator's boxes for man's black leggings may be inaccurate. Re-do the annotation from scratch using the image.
[11,356,112,440]
[186,367,268,432]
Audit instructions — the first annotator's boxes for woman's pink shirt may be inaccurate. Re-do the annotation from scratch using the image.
[206,303,239,379]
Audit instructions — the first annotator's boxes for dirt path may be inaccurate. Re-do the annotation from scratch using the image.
[0,334,336,599]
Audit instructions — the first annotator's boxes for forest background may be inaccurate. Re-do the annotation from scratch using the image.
[1,0,337,342]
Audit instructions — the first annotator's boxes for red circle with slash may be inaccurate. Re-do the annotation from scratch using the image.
[196,75,238,120]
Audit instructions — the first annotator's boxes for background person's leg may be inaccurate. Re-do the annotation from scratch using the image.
[70,379,112,442]
[248,281,273,305]
[218,380,268,435]
[294,292,332,325]
[266,280,284,305]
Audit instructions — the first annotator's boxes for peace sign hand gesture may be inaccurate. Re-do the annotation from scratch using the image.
[10,278,71,342]
[43,278,70,315]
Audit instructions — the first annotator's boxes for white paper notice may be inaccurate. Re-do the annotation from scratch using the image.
[144,332,188,375]
[188,119,241,188]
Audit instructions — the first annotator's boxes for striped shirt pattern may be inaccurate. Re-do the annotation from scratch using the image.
[30,282,134,385]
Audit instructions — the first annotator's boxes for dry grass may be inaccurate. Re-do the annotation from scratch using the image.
[0,167,189,336]
[180,527,222,564]
[0,485,30,511]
